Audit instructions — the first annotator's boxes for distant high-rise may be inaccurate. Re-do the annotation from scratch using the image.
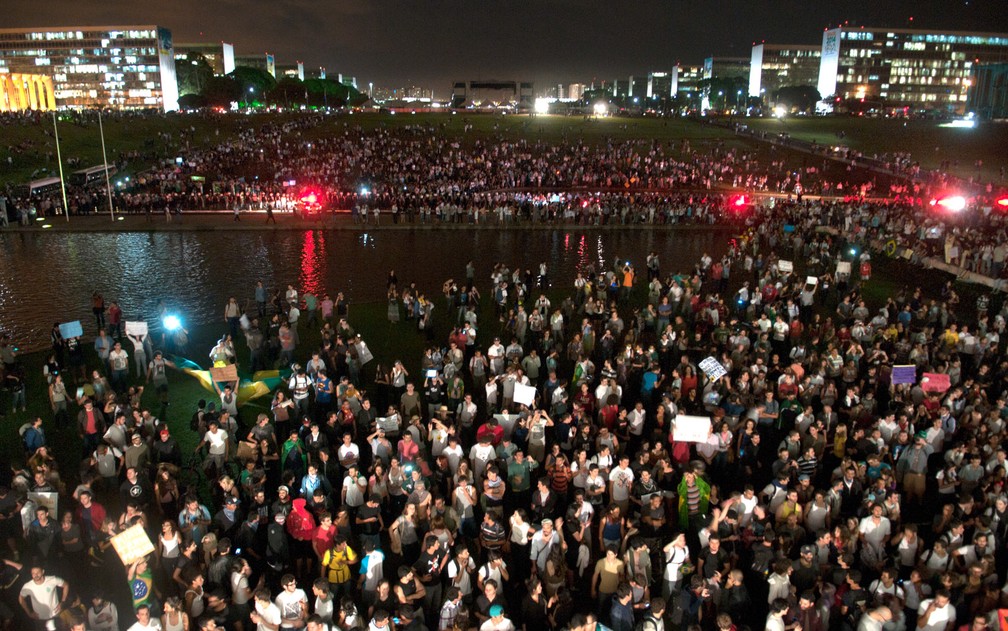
[568,83,586,100]
[175,41,234,75]
[749,44,821,99]
[0,25,178,111]
[817,26,1008,112]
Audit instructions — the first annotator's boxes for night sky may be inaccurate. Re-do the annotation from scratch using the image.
[6,0,1008,92]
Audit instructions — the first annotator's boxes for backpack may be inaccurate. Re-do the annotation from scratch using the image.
[286,509,316,541]
[635,616,660,631]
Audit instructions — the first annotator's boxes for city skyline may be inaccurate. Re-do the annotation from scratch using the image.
[6,0,1008,91]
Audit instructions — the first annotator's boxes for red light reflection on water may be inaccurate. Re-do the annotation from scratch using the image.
[299,231,325,297]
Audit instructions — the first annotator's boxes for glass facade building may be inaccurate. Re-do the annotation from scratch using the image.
[0,25,178,111]
[749,44,821,98]
[817,26,1008,113]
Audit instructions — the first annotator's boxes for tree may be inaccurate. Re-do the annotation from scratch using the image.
[268,78,308,108]
[178,93,208,110]
[229,66,277,104]
[176,53,214,97]
[774,86,822,113]
[303,79,366,108]
[201,75,241,107]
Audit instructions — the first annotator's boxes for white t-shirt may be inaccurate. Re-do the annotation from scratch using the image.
[19,576,66,619]
[917,599,956,631]
[609,466,635,501]
[255,602,282,631]
[204,428,228,455]
[275,589,307,627]
[127,620,162,631]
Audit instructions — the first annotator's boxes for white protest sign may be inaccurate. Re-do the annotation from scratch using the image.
[778,260,793,274]
[110,523,156,565]
[513,383,537,407]
[125,321,148,336]
[836,261,851,275]
[672,414,712,443]
[355,341,374,365]
[806,276,818,286]
[27,491,58,519]
[698,356,727,381]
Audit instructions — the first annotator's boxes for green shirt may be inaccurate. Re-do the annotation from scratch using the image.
[508,459,532,492]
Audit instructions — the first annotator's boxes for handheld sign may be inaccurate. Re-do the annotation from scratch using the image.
[210,364,239,383]
[921,373,951,393]
[59,321,83,339]
[513,383,537,407]
[699,357,727,381]
[672,415,712,443]
[125,321,148,336]
[778,260,793,274]
[110,524,156,565]
[891,365,917,386]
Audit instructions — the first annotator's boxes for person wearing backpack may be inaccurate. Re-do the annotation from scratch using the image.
[635,596,665,631]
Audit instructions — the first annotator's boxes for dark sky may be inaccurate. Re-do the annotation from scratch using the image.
[7,0,1008,93]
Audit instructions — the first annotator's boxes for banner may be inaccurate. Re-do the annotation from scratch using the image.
[921,372,951,393]
[110,524,156,565]
[376,415,400,433]
[891,365,917,386]
[210,365,238,383]
[58,321,83,339]
[699,357,727,381]
[513,383,536,406]
[672,415,712,443]
[125,321,148,336]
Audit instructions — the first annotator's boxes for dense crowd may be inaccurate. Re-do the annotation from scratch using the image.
[3,184,1008,631]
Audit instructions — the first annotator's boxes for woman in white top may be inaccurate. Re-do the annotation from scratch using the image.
[161,596,189,631]
[158,519,182,575]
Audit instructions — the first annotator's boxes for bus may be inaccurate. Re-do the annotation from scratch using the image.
[70,164,117,188]
[18,176,63,198]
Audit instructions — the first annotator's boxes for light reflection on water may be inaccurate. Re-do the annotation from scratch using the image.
[0,228,729,350]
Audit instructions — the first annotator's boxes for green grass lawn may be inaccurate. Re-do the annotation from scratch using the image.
[740,116,1008,184]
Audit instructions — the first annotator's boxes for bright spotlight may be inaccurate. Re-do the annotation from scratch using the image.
[163,315,182,332]
[593,102,608,116]
[773,105,786,118]
[533,98,550,115]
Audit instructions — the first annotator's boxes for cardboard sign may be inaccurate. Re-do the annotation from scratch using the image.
[778,260,793,274]
[699,357,728,381]
[58,321,83,339]
[836,261,852,275]
[210,364,239,383]
[376,415,400,433]
[110,523,156,565]
[125,321,148,336]
[805,276,819,286]
[891,365,917,386]
[921,372,951,393]
[672,415,712,443]
[513,383,537,406]
[27,491,58,519]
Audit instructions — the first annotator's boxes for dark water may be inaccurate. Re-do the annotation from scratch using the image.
[0,228,732,350]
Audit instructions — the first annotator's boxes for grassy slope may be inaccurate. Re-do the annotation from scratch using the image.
[740,116,1008,183]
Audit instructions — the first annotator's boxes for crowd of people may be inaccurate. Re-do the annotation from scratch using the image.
[3,179,1008,631]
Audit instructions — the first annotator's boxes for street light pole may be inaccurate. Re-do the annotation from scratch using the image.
[98,110,115,221]
[52,110,69,222]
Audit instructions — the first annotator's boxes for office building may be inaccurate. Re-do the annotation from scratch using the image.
[968,63,1008,119]
[0,25,178,111]
[277,62,305,81]
[647,72,673,99]
[235,53,276,78]
[817,26,1008,112]
[749,44,821,98]
[175,41,234,75]
[0,72,56,112]
[568,83,586,100]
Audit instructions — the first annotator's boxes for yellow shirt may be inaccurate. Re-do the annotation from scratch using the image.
[322,546,357,584]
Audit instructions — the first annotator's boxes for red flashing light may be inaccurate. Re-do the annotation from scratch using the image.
[730,195,748,209]
[301,192,318,204]
[996,196,1008,208]
[931,195,967,212]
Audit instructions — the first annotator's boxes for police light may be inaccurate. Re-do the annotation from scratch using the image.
[730,195,748,209]
[996,196,1008,209]
[930,195,967,212]
[301,192,318,204]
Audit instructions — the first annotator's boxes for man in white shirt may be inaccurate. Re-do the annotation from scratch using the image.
[197,419,229,474]
[917,590,956,631]
[608,456,635,513]
[126,604,162,631]
[274,574,308,630]
[251,588,282,631]
[19,565,70,628]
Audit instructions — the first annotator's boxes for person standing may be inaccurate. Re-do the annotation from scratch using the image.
[18,564,70,630]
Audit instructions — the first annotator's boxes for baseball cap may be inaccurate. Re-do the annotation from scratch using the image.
[541,518,553,528]
[278,485,290,494]
[801,545,815,555]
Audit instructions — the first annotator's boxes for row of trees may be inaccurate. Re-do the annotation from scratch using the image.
[175,52,367,109]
